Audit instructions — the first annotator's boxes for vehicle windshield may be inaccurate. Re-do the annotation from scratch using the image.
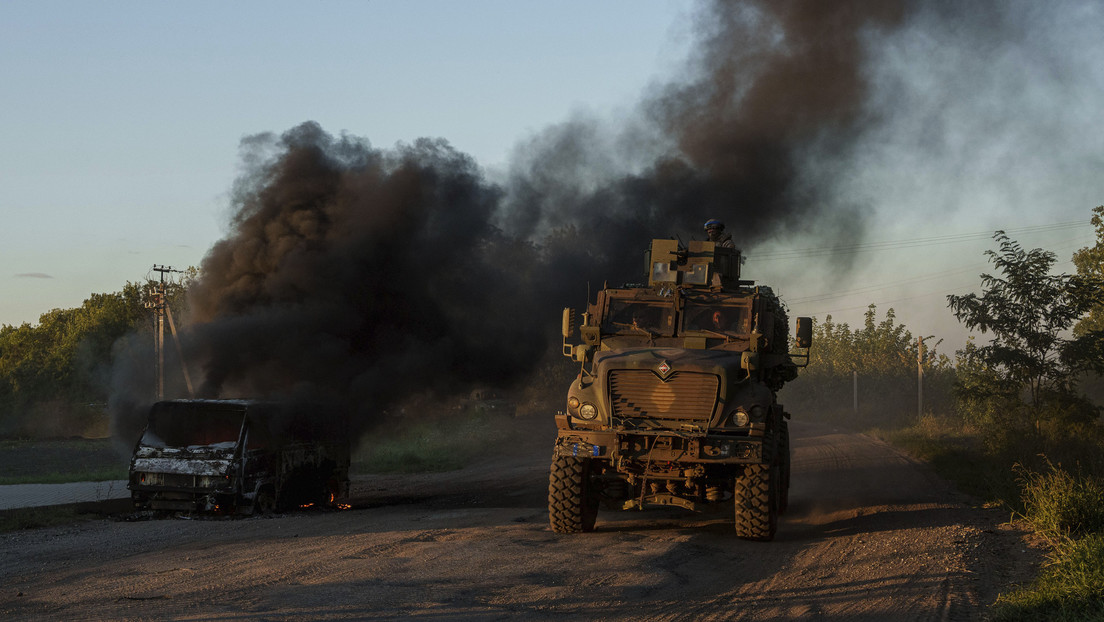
[141,403,246,448]
[682,300,751,335]
[602,300,674,336]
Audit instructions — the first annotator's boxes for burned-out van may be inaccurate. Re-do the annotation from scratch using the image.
[128,399,350,514]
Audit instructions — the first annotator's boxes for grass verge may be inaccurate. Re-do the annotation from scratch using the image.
[0,468,129,486]
[0,438,128,485]
[876,415,1023,505]
[352,411,514,474]
[991,466,1104,620]
[878,414,1104,618]
[992,531,1104,620]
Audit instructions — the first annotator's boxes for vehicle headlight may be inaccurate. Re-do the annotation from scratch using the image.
[567,396,580,411]
[731,409,750,427]
[578,403,598,420]
[749,405,766,423]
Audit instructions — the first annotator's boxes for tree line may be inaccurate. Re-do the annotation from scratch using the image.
[0,276,190,438]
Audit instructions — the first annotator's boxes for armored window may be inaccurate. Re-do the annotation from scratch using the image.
[681,301,751,336]
[602,301,674,336]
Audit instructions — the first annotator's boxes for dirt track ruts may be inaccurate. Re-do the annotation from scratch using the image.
[0,418,1043,621]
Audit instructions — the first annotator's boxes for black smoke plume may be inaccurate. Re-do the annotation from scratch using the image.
[110,0,915,440]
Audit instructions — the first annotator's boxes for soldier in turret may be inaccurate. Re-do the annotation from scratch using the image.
[704,219,736,249]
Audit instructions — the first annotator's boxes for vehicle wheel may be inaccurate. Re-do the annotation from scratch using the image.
[253,487,276,515]
[734,463,777,541]
[778,420,791,515]
[548,455,599,533]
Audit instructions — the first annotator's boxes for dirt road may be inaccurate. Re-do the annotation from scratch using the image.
[0,419,1040,621]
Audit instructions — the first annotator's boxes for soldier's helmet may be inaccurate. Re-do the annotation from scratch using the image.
[704,219,724,232]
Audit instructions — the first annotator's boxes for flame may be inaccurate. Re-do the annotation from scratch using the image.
[337,503,352,510]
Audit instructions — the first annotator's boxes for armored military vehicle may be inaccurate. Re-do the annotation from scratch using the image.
[549,239,811,540]
[129,399,350,514]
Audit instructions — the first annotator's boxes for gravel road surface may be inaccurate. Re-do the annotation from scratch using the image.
[0,419,1042,621]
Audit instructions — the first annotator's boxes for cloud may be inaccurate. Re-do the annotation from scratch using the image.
[15,272,53,279]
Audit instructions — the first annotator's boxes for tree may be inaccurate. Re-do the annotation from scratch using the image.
[947,231,1102,429]
[1072,206,1104,336]
[786,305,953,422]
[0,271,196,437]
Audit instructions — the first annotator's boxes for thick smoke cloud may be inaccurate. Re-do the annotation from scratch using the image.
[503,0,910,282]
[186,128,543,416]
[111,0,921,440]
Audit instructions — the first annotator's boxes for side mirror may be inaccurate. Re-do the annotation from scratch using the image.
[794,317,812,349]
[562,308,576,339]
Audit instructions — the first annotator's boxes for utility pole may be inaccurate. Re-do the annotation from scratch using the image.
[144,267,168,401]
[917,336,925,418]
[853,369,858,415]
[145,265,194,401]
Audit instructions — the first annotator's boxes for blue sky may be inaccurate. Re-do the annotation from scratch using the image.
[3,0,1104,347]
[0,0,689,326]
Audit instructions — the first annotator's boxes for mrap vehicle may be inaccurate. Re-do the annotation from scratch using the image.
[549,239,811,540]
[128,399,350,515]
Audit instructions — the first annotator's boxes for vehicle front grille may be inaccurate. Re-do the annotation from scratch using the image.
[137,472,226,490]
[608,370,719,424]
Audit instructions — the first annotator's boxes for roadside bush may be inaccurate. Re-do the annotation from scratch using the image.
[993,534,1104,621]
[1017,462,1104,542]
[994,462,1104,620]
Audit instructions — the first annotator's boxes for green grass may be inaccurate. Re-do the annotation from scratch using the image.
[352,411,514,474]
[0,468,129,486]
[0,438,129,485]
[992,535,1104,621]
[992,465,1104,620]
[876,413,1104,619]
[1017,464,1104,541]
[877,415,1022,505]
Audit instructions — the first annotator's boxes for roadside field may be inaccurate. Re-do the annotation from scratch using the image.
[0,439,128,486]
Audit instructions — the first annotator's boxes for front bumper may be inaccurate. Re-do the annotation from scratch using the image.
[129,471,239,511]
[554,429,763,464]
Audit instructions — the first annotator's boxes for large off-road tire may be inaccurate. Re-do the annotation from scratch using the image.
[734,463,778,541]
[548,455,599,533]
[778,420,791,515]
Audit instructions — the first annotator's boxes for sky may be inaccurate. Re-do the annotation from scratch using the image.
[3,0,1103,351]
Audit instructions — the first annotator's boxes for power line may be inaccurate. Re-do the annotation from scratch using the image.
[751,220,1091,261]
[786,265,982,305]
[784,236,1096,318]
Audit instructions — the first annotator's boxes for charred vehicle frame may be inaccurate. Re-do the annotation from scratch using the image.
[128,399,350,515]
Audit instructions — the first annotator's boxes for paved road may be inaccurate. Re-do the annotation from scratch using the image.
[0,480,129,510]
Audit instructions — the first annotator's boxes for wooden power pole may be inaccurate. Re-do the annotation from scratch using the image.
[917,336,925,418]
[145,265,194,401]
